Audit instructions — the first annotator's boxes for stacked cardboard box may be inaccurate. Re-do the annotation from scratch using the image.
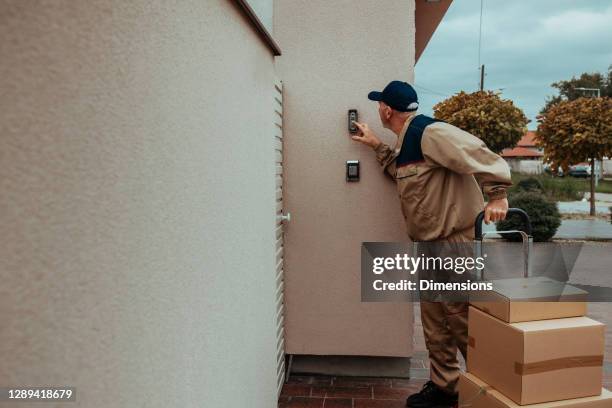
[460,277,611,407]
[470,276,587,323]
[459,372,612,408]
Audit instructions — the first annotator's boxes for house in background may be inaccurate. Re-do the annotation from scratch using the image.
[604,159,612,176]
[502,131,544,174]
[502,131,612,178]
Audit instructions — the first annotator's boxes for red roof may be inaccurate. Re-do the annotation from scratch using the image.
[517,131,538,147]
[501,146,543,158]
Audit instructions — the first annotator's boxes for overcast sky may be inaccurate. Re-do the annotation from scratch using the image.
[414,0,612,129]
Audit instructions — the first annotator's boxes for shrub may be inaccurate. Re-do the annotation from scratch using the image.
[516,177,544,192]
[496,191,561,242]
[509,173,584,201]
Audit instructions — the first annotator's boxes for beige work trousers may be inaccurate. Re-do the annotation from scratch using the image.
[419,227,473,395]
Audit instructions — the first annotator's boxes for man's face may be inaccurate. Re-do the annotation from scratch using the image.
[378,102,392,128]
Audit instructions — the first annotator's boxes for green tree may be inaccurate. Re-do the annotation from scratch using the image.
[536,97,612,215]
[433,91,529,153]
[541,66,612,114]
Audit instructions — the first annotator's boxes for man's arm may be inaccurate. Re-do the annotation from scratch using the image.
[421,122,512,223]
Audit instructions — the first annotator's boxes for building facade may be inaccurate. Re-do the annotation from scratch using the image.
[0,1,450,406]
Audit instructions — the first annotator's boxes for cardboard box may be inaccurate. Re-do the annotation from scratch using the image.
[459,372,612,407]
[470,276,587,322]
[467,306,604,405]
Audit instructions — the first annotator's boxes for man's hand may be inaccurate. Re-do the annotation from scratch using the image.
[351,121,382,149]
[484,198,509,224]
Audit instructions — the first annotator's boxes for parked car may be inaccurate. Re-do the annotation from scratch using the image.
[568,163,591,178]
[543,164,564,177]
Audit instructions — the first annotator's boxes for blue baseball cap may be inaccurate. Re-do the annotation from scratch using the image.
[368,81,419,112]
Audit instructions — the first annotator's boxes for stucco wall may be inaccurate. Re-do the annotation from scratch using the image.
[275,0,416,356]
[0,1,278,407]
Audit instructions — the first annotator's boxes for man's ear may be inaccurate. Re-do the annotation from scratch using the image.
[385,106,393,120]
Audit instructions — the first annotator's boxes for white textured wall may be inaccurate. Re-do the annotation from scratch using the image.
[0,1,278,407]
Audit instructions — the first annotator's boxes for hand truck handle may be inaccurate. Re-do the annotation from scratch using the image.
[474,207,532,241]
[473,207,533,279]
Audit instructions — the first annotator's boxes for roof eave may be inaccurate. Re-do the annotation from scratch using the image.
[415,0,453,64]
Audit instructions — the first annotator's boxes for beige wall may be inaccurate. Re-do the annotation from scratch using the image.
[275,0,416,357]
[0,1,279,407]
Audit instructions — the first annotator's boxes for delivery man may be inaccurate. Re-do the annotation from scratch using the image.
[351,80,512,408]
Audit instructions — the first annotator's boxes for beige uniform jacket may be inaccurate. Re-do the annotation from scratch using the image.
[374,114,512,242]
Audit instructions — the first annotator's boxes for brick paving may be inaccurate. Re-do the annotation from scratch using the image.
[279,303,612,407]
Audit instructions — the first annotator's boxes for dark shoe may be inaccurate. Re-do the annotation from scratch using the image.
[405,380,458,407]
